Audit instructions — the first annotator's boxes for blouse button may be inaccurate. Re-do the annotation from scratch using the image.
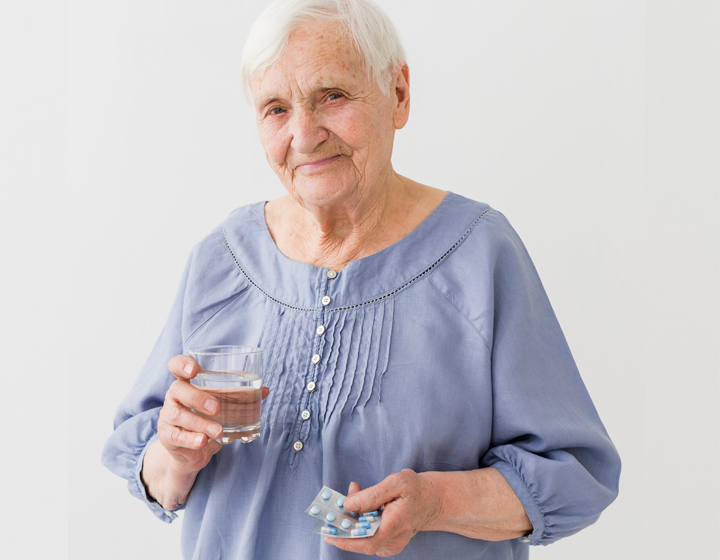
[293,441,303,452]
[321,295,331,306]
[311,354,321,364]
[520,538,531,543]
[316,325,326,335]
[327,270,337,279]
[301,410,311,420]
[307,381,316,392]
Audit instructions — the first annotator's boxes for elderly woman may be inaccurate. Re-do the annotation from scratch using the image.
[102,0,620,558]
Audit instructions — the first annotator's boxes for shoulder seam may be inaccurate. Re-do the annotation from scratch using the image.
[182,289,248,347]
[427,276,492,354]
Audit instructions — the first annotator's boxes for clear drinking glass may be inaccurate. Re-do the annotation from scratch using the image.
[188,346,263,444]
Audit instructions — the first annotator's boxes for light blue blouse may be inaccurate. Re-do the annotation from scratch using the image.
[102,192,620,560]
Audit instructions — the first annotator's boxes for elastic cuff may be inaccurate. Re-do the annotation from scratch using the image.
[490,461,546,545]
[134,434,183,523]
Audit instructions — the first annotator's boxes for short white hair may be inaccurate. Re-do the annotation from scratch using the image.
[240,0,407,101]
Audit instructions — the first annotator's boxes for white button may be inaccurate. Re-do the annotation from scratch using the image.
[293,441,303,451]
[316,325,325,335]
[321,295,331,306]
[311,354,321,364]
[520,538,531,543]
[301,410,311,420]
[307,381,316,391]
[327,270,337,279]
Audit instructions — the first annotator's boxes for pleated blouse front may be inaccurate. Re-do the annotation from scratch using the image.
[102,192,621,560]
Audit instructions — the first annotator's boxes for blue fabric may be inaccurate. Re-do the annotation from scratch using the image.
[102,192,620,559]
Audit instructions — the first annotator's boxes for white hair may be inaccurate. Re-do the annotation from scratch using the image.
[240,0,407,101]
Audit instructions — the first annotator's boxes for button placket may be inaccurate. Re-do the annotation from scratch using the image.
[305,311,324,401]
[296,317,321,448]
[312,269,333,384]
[293,269,338,454]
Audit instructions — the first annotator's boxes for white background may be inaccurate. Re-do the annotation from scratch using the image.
[1,1,717,558]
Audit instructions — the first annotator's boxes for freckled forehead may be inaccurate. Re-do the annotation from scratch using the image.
[251,21,369,102]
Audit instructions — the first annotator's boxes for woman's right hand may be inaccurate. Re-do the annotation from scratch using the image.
[156,354,225,473]
[140,355,223,510]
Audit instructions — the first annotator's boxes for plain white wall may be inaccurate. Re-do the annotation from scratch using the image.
[3,1,718,558]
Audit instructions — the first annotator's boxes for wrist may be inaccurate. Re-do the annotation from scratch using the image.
[164,461,200,492]
[417,471,447,532]
[419,468,533,540]
[142,440,200,510]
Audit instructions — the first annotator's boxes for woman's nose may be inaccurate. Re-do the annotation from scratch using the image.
[289,108,329,154]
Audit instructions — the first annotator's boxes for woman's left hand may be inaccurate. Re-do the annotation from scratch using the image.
[324,469,442,557]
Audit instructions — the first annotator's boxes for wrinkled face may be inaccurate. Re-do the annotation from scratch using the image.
[249,21,407,210]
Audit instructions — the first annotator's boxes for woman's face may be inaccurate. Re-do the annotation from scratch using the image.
[249,21,409,211]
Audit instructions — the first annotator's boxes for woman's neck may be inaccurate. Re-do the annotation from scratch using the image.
[265,175,446,272]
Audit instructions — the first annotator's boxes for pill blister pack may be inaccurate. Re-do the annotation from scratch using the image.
[305,486,382,538]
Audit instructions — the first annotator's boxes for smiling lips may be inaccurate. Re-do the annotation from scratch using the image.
[294,154,342,172]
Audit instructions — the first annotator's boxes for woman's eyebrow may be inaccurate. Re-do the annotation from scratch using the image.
[254,94,286,112]
[317,76,357,91]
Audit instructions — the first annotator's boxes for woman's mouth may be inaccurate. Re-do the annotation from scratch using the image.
[295,155,342,173]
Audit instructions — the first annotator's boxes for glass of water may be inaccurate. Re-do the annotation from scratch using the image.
[188,346,263,444]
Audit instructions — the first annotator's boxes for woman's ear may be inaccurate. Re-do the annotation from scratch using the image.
[393,64,410,130]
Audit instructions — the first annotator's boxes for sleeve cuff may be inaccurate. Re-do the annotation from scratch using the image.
[490,461,546,546]
[133,434,184,523]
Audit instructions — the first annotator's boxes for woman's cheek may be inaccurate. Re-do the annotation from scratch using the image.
[259,125,288,165]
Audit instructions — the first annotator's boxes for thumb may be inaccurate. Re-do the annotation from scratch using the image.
[343,478,394,514]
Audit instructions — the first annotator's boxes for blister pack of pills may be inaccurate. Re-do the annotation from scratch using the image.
[305,486,382,538]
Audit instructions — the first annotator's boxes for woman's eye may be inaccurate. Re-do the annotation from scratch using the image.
[268,107,286,116]
[327,92,343,101]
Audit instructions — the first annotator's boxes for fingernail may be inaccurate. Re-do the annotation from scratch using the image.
[210,424,222,437]
[184,363,193,376]
[205,400,218,414]
[194,434,204,446]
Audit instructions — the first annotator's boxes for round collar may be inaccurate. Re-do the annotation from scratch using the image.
[222,192,490,311]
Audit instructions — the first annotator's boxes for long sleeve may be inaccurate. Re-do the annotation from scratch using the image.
[473,212,621,544]
[101,223,255,523]
[100,255,191,522]
[427,207,620,545]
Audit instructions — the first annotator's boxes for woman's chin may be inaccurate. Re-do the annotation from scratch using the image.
[288,176,360,209]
